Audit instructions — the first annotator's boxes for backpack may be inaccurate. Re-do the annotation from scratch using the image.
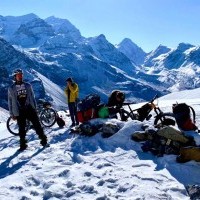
[172,103,197,131]
[77,108,97,123]
[78,94,100,111]
[56,115,65,128]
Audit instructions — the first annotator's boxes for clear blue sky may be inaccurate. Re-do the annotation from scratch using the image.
[0,0,200,52]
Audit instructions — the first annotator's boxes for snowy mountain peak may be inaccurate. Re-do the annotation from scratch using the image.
[117,38,140,49]
[144,44,171,67]
[116,38,146,65]
[176,42,194,52]
[11,18,55,47]
[5,13,39,21]
[93,34,107,42]
[45,16,82,40]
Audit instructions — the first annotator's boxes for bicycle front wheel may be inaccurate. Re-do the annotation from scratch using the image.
[6,117,30,136]
[39,108,57,127]
[154,112,176,127]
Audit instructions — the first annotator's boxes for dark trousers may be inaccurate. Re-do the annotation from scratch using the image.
[17,105,47,146]
[68,102,78,124]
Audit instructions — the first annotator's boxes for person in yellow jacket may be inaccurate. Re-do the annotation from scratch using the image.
[65,77,79,126]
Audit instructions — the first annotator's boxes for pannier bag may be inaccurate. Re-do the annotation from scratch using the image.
[137,103,152,121]
[78,94,100,111]
[172,103,197,131]
[77,108,97,123]
[98,106,109,118]
[56,115,65,128]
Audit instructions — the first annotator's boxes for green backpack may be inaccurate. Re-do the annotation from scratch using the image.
[98,106,109,118]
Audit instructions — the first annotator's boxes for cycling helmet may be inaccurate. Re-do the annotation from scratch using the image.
[12,68,23,76]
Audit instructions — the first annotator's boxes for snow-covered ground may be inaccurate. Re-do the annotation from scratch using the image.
[0,88,200,200]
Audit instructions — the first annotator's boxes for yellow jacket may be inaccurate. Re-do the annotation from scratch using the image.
[64,82,79,103]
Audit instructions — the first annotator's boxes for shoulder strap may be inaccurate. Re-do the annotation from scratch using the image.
[189,106,196,123]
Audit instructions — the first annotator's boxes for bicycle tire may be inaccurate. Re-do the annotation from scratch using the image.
[6,117,30,136]
[154,112,176,127]
[39,108,57,127]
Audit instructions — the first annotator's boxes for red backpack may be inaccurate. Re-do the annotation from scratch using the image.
[172,103,197,131]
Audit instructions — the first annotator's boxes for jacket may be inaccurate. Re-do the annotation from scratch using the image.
[107,90,125,108]
[8,82,37,116]
[64,82,79,103]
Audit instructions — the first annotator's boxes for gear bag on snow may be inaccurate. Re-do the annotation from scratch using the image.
[79,122,101,136]
[56,115,65,128]
[78,94,100,111]
[177,147,200,163]
[172,103,197,131]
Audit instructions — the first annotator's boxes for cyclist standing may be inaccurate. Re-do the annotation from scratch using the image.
[64,77,79,127]
[8,69,48,151]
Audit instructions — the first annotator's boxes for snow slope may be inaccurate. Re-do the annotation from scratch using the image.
[0,88,200,200]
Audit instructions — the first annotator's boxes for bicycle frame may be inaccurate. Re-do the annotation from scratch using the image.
[7,100,57,135]
[120,94,173,123]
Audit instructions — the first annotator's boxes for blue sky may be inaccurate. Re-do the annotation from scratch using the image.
[0,0,200,52]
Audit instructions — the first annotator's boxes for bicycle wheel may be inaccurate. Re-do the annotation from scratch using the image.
[119,109,137,121]
[6,117,30,136]
[154,112,176,127]
[39,108,57,127]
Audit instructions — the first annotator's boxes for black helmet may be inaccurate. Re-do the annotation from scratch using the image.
[66,77,73,82]
[12,68,23,76]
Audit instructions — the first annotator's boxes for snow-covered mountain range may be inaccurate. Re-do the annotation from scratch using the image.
[0,13,200,110]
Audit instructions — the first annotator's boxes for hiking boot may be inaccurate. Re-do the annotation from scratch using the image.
[75,122,79,126]
[18,144,28,151]
[70,123,75,127]
[40,138,48,147]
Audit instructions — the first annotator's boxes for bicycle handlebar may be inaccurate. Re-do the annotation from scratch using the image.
[122,102,135,106]
[150,94,158,103]
[122,94,158,106]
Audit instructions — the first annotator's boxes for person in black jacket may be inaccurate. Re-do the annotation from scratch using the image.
[107,90,125,108]
[107,90,126,119]
[8,69,48,151]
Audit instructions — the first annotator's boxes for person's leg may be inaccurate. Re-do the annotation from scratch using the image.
[26,106,47,146]
[74,102,79,125]
[68,103,75,126]
[17,115,27,150]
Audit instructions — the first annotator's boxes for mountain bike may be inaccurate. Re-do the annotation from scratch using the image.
[116,94,176,127]
[7,100,57,136]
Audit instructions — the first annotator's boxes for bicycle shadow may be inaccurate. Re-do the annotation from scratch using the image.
[0,148,45,179]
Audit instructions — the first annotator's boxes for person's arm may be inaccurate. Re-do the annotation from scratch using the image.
[8,88,16,119]
[68,83,78,93]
